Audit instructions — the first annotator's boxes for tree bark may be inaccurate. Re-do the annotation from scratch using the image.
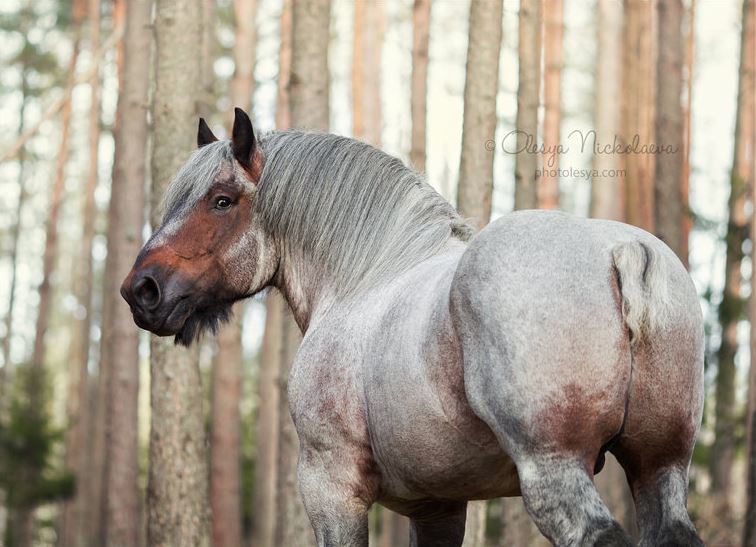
[621,0,656,231]
[251,294,284,547]
[712,0,754,508]
[653,0,685,261]
[744,0,756,540]
[229,0,257,113]
[679,0,696,268]
[352,0,384,146]
[409,0,431,172]
[457,0,503,230]
[539,0,563,210]
[290,0,330,130]
[100,1,151,545]
[209,2,256,546]
[274,314,308,547]
[147,1,209,545]
[61,2,102,545]
[590,0,623,220]
[514,0,541,210]
[275,0,293,131]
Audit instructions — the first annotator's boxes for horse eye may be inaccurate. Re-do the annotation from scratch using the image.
[215,196,232,209]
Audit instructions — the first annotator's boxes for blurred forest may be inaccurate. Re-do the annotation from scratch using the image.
[0,0,754,546]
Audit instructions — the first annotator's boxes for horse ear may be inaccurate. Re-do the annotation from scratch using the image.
[232,107,256,168]
[197,118,218,148]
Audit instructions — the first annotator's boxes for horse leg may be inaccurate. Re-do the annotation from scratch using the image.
[610,334,705,546]
[297,449,376,547]
[618,465,703,547]
[514,455,632,547]
[405,500,467,547]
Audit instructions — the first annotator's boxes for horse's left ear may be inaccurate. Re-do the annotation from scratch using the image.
[232,107,256,169]
[197,118,218,147]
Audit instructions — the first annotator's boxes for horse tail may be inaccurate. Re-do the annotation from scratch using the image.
[612,240,671,345]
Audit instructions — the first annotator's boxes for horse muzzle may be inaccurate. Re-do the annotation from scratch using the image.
[120,264,195,336]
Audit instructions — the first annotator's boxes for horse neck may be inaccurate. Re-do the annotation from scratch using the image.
[272,247,337,332]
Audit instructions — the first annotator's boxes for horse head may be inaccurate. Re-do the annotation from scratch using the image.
[120,108,277,345]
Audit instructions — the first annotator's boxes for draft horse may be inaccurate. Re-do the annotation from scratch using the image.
[122,109,705,546]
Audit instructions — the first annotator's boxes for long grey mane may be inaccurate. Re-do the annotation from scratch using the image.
[162,131,473,297]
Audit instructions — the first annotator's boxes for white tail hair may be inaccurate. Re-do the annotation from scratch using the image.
[612,240,670,344]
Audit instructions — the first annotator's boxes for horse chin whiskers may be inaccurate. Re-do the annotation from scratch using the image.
[173,302,233,347]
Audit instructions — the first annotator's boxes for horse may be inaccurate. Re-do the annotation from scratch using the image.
[121,108,705,547]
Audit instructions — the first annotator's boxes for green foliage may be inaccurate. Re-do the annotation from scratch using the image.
[0,364,75,512]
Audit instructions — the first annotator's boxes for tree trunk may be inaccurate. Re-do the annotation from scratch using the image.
[251,294,284,547]
[653,0,685,261]
[273,1,331,544]
[101,1,151,545]
[744,0,756,541]
[147,1,209,546]
[539,0,562,210]
[590,0,623,220]
[199,0,216,118]
[289,0,330,130]
[209,2,256,546]
[274,315,308,547]
[409,0,431,172]
[210,318,243,547]
[275,0,292,131]
[352,0,384,146]
[679,0,696,268]
[712,0,754,508]
[61,2,102,545]
[621,0,656,231]
[457,0,503,231]
[377,509,410,547]
[514,0,541,210]
[229,0,257,113]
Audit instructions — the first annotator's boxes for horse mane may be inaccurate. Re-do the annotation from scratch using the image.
[258,131,472,296]
[161,131,473,297]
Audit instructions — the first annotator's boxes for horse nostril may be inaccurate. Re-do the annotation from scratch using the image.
[133,275,161,311]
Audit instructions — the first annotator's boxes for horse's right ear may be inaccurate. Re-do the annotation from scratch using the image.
[197,118,218,148]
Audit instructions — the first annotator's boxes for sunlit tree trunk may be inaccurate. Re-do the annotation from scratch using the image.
[621,0,656,231]
[539,0,562,210]
[147,1,209,545]
[352,0,384,146]
[409,0,431,172]
[457,0,502,232]
[712,0,754,512]
[653,0,685,261]
[61,2,102,545]
[743,0,756,542]
[100,1,150,546]
[250,2,291,546]
[514,0,541,210]
[680,0,696,268]
[590,0,623,221]
[273,1,331,545]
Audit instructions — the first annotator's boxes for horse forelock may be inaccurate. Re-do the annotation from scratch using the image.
[256,131,473,297]
[160,140,234,222]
